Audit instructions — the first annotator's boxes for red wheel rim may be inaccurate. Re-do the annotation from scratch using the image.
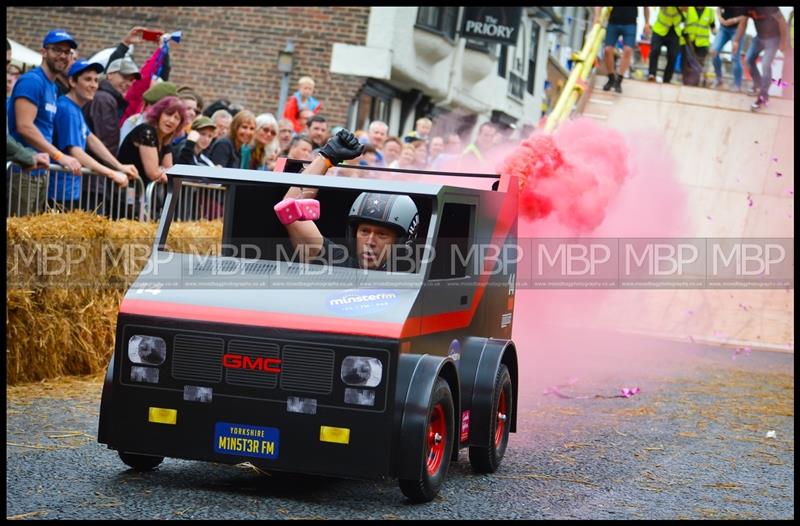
[426,403,446,475]
[494,388,507,448]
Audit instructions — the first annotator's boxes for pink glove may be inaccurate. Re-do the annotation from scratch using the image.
[274,198,320,225]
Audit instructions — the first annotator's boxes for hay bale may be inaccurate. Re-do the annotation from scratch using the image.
[6,210,222,384]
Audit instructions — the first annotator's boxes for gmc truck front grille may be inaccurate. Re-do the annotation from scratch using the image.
[170,335,335,395]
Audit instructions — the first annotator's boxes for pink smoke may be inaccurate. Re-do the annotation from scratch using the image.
[493,118,689,400]
[499,118,632,234]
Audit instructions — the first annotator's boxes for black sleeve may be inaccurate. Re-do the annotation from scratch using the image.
[105,43,130,73]
[137,125,159,148]
[177,139,197,165]
[208,138,233,167]
[321,238,353,267]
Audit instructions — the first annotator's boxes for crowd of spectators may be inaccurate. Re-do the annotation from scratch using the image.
[26,7,789,216]
[7,26,515,218]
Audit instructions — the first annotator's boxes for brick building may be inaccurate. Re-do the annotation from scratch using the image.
[8,7,595,141]
[6,6,369,127]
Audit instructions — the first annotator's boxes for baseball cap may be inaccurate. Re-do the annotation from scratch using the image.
[191,116,216,131]
[106,57,141,79]
[43,29,78,49]
[143,81,178,104]
[67,59,104,78]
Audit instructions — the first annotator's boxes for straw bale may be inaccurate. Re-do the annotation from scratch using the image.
[7,211,222,384]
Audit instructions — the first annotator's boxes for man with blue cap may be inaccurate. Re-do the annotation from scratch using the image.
[8,28,83,215]
[50,59,140,210]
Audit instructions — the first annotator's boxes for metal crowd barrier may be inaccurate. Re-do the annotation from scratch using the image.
[6,162,226,222]
[6,161,146,220]
[144,179,226,222]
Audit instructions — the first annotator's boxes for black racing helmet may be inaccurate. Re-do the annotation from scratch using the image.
[347,192,420,245]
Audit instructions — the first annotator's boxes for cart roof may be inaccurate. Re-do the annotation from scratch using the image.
[166,163,500,196]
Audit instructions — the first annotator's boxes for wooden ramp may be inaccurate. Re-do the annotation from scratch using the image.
[579,78,794,352]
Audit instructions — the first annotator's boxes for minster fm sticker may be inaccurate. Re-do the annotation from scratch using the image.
[327,289,399,316]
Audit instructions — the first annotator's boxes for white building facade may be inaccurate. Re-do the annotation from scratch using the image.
[331,6,591,142]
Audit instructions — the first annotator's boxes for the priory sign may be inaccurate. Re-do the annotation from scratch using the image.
[461,7,523,46]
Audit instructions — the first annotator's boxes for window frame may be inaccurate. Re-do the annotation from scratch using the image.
[415,6,460,43]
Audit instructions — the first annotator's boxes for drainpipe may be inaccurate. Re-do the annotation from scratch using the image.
[439,36,466,108]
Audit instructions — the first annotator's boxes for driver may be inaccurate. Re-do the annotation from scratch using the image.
[278,129,419,271]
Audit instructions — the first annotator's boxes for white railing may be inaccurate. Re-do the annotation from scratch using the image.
[6,162,227,222]
[143,180,226,222]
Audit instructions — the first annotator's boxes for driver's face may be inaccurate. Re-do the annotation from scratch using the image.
[355,223,398,270]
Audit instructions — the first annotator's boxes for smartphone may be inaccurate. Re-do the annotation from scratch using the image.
[141,30,164,42]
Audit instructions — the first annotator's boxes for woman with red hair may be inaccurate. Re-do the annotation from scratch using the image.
[117,95,188,183]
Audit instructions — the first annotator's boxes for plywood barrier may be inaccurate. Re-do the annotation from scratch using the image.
[582,79,794,351]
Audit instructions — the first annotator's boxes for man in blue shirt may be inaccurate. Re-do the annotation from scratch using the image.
[8,29,83,215]
[51,59,140,210]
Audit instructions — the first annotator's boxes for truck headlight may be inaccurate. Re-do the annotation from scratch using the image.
[128,335,166,365]
[340,356,382,387]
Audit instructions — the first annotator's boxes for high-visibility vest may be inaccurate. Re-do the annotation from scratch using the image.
[460,143,485,162]
[652,7,686,45]
[684,7,715,47]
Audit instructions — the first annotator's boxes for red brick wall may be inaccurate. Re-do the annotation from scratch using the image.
[6,6,369,126]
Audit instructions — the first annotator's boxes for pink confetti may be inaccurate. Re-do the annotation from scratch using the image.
[620,387,641,398]
[543,382,642,400]
[788,189,794,196]
[771,78,790,88]
[688,335,695,342]
[738,303,749,311]
[732,346,752,360]
[543,386,572,399]
[687,309,694,316]
[746,194,754,207]
[771,157,779,162]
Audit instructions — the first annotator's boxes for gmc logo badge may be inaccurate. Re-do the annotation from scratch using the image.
[223,353,282,373]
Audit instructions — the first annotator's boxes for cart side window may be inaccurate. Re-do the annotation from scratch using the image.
[429,203,474,280]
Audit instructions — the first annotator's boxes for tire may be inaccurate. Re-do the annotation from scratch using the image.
[118,451,164,471]
[399,377,454,503]
[469,364,512,473]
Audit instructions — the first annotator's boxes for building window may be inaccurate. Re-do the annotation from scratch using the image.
[507,23,526,101]
[509,72,525,100]
[347,80,397,132]
[498,45,507,78]
[416,7,459,41]
[527,24,540,95]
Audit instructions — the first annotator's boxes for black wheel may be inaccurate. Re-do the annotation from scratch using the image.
[399,377,454,503]
[118,451,164,471]
[469,364,512,473]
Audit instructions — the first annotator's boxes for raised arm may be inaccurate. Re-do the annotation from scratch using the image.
[280,129,365,261]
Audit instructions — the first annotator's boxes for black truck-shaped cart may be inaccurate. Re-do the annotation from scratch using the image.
[98,160,519,502]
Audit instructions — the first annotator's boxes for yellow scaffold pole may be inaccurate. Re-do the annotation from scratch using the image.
[544,6,612,133]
